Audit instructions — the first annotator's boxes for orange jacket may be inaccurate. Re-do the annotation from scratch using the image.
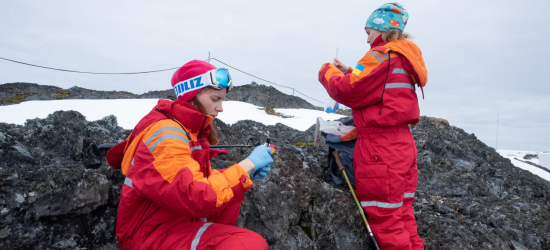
[114,99,253,249]
[319,36,428,128]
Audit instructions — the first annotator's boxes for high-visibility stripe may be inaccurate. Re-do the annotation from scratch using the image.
[367,51,387,63]
[145,126,186,146]
[385,83,415,90]
[190,145,203,152]
[191,222,213,250]
[361,201,403,208]
[148,134,190,153]
[131,158,134,166]
[124,177,133,188]
[404,192,415,198]
[392,68,409,76]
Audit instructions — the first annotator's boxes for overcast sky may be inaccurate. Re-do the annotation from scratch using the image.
[1,0,549,151]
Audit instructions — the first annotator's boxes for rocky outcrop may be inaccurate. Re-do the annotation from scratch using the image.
[411,117,550,249]
[0,84,549,249]
[0,111,127,250]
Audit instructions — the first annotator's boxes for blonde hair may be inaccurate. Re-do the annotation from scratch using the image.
[382,30,412,42]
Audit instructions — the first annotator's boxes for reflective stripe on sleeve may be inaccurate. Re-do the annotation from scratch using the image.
[148,134,190,153]
[392,68,410,76]
[191,222,213,250]
[367,51,388,63]
[190,145,203,152]
[145,126,186,146]
[385,83,415,90]
[361,201,403,208]
[124,177,133,188]
[404,192,415,198]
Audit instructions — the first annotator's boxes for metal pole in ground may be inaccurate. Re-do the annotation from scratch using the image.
[332,150,380,250]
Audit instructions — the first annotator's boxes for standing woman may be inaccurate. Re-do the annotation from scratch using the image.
[318,3,427,249]
[107,60,272,249]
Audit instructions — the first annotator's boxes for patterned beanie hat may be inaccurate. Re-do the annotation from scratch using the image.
[365,2,409,32]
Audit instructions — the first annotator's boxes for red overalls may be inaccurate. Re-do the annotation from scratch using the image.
[319,36,428,249]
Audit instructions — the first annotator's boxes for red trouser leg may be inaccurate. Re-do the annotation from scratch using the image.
[153,222,268,250]
[403,156,424,249]
[354,126,424,250]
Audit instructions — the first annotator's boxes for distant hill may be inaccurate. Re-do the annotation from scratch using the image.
[0,82,319,110]
[225,82,319,110]
[0,82,148,104]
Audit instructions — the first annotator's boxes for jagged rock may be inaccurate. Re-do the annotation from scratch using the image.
[411,117,550,249]
[0,111,128,249]
[0,83,549,249]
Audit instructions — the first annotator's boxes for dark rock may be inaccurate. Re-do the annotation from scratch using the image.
[511,240,530,250]
[411,117,550,250]
[0,110,128,249]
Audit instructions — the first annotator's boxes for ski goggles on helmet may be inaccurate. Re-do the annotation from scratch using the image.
[173,68,233,98]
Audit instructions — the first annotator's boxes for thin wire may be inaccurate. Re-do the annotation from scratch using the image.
[0,55,323,104]
[209,58,323,104]
[209,58,293,90]
[0,56,179,74]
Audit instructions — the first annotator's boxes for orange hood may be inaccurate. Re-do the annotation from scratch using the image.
[382,39,428,87]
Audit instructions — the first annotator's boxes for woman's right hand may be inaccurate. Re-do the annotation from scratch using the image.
[244,146,273,179]
[333,58,348,73]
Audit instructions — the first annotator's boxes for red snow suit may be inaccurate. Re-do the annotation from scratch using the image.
[107,99,268,250]
[319,36,427,249]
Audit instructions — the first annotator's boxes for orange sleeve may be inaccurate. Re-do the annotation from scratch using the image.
[318,52,391,109]
[128,120,252,219]
[350,51,387,83]
[147,120,252,205]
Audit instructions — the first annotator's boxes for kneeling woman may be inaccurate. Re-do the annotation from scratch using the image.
[107,60,272,250]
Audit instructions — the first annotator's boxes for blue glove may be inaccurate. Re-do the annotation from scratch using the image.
[246,146,273,179]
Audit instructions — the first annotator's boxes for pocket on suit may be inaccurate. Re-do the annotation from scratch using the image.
[355,164,388,201]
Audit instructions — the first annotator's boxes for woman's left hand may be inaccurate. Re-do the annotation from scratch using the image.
[333,58,348,73]
[245,146,273,179]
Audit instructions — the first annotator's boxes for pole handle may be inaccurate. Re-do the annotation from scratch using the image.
[332,150,347,172]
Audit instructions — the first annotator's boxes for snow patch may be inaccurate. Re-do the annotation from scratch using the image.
[497,149,550,182]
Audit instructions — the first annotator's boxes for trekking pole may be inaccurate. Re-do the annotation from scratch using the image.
[332,150,380,250]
